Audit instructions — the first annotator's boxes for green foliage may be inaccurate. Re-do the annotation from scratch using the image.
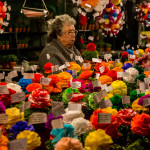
[105,43,112,48]
[83,50,98,61]
[45,140,54,150]
[0,55,8,63]
[7,54,18,62]
[5,41,9,45]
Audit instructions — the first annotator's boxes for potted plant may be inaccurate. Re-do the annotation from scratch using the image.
[5,41,10,49]
[8,54,18,69]
[17,40,22,49]
[8,24,13,32]
[1,41,5,50]
[19,24,23,32]
[91,20,96,30]
[22,23,26,32]
[0,55,8,69]
[14,24,19,33]
[79,43,86,55]
[24,39,28,48]
[99,41,105,55]
[26,24,30,32]
[21,40,25,48]
[105,43,112,53]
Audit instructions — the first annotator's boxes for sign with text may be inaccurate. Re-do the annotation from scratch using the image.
[99,99,112,109]
[40,77,51,85]
[71,81,81,89]
[0,114,8,124]
[8,70,18,78]
[11,92,25,103]
[143,98,150,107]
[0,85,9,94]
[52,104,66,117]
[98,113,111,124]
[68,103,82,111]
[23,73,34,79]
[66,92,73,101]
[122,96,130,104]
[51,118,64,129]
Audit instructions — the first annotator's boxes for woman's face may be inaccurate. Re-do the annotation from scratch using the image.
[57,24,76,48]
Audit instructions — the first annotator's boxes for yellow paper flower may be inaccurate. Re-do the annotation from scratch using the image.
[137,49,145,57]
[112,67,124,72]
[132,99,149,113]
[16,130,41,150]
[104,94,114,100]
[115,62,123,68]
[111,0,121,5]
[109,80,127,96]
[102,107,118,116]
[84,129,113,150]
[67,62,81,72]
[98,75,113,85]
[57,72,71,88]
[5,107,24,129]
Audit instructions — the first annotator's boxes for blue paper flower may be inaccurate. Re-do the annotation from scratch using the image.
[66,70,76,78]
[50,124,77,147]
[9,121,34,139]
[126,49,133,55]
[122,63,132,71]
[18,78,32,92]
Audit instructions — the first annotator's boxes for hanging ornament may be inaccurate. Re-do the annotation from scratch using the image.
[96,2,125,36]
[136,2,150,27]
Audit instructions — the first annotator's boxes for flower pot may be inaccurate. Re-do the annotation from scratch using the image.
[19,28,22,32]
[88,24,92,30]
[91,24,95,30]
[24,43,28,48]
[8,28,12,32]
[26,28,30,32]
[18,44,21,49]
[2,62,8,69]
[9,62,16,69]
[81,25,84,30]
[96,36,100,41]
[15,28,19,33]
[106,48,111,53]
[6,44,9,49]
[84,24,87,30]
[22,28,26,32]
[1,45,5,50]
[21,44,25,48]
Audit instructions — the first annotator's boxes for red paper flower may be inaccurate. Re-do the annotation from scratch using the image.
[116,108,137,126]
[28,89,51,108]
[0,89,16,106]
[69,93,85,102]
[79,71,93,80]
[106,70,117,81]
[121,52,129,59]
[43,63,54,73]
[86,43,96,51]
[94,63,109,75]
[26,83,43,93]
[0,83,6,85]
[47,75,60,86]
[131,113,150,136]
[80,38,84,44]
[80,14,87,26]
[32,73,43,83]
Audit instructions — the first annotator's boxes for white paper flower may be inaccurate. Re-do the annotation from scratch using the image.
[71,117,93,136]
[62,108,84,124]
[7,83,22,93]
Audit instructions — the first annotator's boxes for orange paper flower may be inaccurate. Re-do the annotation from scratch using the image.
[98,75,113,85]
[79,70,93,80]
[144,71,150,77]
[26,83,42,93]
[67,62,81,72]
[81,63,91,71]
[80,0,98,8]
[131,113,150,136]
[113,67,124,72]
[47,75,60,86]
[0,135,9,150]
[44,84,62,93]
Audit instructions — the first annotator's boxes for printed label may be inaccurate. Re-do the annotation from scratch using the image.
[99,99,112,109]
[11,92,25,103]
[0,85,9,94]
[40,78,51,85]
[98,113,111,124]
[68,103,82,111]
[71,81,81,89]
[51,118,64,129]
[23,73,34,79]
[0,114,8,124]
[122,96,130,104]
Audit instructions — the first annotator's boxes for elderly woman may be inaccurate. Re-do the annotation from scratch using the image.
[39,14,82,71]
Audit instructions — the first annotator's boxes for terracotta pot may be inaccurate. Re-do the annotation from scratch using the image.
[21,44,25,48]
[9,62,16,69]
[1,45,5,50]
[96,36,100,41]
[6,44,9,49]
[26,28,30,32]
[88,24,92,30]
[22,28,26,32]
[2,62,8,69]
[24,43,28,48]
[18,44,21,49]
[106,48,111,53]
[92,24,95,30]
[19,28,22,32]
[15,28,19,33]
[8,28,12,32]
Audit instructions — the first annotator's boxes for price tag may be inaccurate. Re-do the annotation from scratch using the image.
[78,8,82,13]
[52,101,63,108]
[0,85,9,94]
[106,84,113,92]
[70,54,73,60]
[40,78,51,85]
[19,104,25,113]
[92,58,102,63]
[8,6,11,11]
[24,101,31,110]
[11,92,25,103]
[79,56,84,63]
[8,70,18,78]
[6,13,10,20]
[95,73,100,79]
[68,103,82,111]
[59,64,66,71]
[93,12,99,18]
[143,98,150,107]
[98,90,108,100]
[85,3,91,8]
[101,84,107,90]
[83,62,90,68]
[23,73,34,79]
[92,80,101,88]
[104,54,112,62]
[99,65,105,73]
[99,99,112,109]
[28,113,47,125]
[5,76,12,83]
[13,67,21,71]
[72,70,77,76]
[0,114,8,124]
[54,65,59,72]
[51,118,64,129]
[52,105,65,117]
[117,72,129,78]
[66,92,73,101]
[82,11,86,16]
[93,94,100,104]
[122,96,130,104]
[129,55,135,59]
[75,56,80,61]
[139,82,149,91]
[88,36,94,41]
[144,78,150,84]
[133,59,138,65]
[0,72,5,80]
[46,54,50,60]
[136,89,141,94]
[71,81,81,89]
[98,113,111,124]
[8,138,27,150]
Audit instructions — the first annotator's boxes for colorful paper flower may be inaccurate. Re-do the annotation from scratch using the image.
[122,63,132,71]
[98,75,113,85]
[5,107,24,129]
[121,52,129,59]
[67,62,81,72]
[0,101,6,114]
[9,121,34,139]
[83,50,99,61]
[84,129,113,150]
[86,43,96,51]
[26,83,42,93]
[7,83,22,93]
[80,0,99,8]
[69,93,85,103]
[43,62,54,73]
[131,113,150,136]
[0,135,9,150]
[32,73,43,83]
[116,108,137,126]
[138,94,150,106]
[114,62,123,68]
[107,70,117,81]
[55,137,83,150]
[66,70,76,78]
[112,67,124,72]
[28,89,51,108]
[80,14,87,26]
[79,70,93,79]
[86,82,101,93]
[16,130,41,150]
[88,92,99,109]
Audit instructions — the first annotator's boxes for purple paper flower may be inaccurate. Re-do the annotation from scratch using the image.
[0,101,6,114]
[45,113,63,130]
[138,94,150,106]
[122,63,132,71]
[66,70,76,78]
[9,121,34,139]
[86,82,101,93]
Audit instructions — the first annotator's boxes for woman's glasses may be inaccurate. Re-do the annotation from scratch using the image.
[62,30,78,36]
